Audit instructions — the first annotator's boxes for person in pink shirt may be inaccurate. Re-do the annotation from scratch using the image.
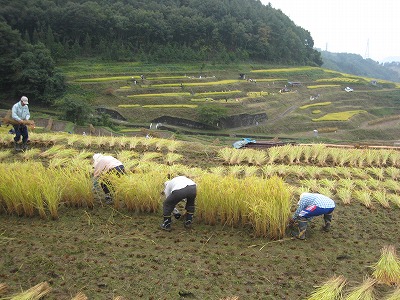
[93,153,126,204]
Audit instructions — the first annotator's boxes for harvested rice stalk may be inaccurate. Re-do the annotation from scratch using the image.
[113,297,126,300]
[0,283,8,294]
[372,245,400,286]
[10,281,51,300]
[70,292,88,300]
[344,277,376,300]
[385,288,400,300]
[306,275,347,300]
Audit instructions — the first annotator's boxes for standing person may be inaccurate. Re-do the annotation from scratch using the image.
[161,175,197,231]
[290,192,336,240]
[11,96,30,151]
[92,153,126,204]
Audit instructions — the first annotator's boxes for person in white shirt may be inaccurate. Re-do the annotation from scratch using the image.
[11,96,30,151]
[290,192,336,240]
[161,175,197,231]
[93,153,125,204]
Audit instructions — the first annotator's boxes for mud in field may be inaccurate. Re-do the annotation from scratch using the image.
[1,202,399,299]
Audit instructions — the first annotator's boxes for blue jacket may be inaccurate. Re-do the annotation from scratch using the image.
[12,101,30,122]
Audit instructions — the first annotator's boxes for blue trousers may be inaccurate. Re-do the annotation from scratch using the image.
[298,205,334,219]
[13,124,29,143]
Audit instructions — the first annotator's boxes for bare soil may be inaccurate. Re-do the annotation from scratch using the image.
[1,199,399,299]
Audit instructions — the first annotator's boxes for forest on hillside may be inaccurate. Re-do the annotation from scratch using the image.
[0,0,322,65]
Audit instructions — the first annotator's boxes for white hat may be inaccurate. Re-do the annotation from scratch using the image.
[21,96,29,104]
[93,153,102,161]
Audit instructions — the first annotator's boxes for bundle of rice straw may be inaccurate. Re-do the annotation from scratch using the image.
[0,283,8,294]
[10,281,51,300]
[344,277,376,300]
[306,275,347,300]
[71,292,88,300]
[385,288,400,300]
[372,245,400,286]
[113,297,126,300]
[1,116,35,127]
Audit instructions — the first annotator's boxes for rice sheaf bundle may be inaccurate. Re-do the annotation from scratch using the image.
[71,292,88,300]
[384,288,400,300]
[372,245,400,286]
[306,275,347,300]
[344,277,376,300]
[0,283,8,294]
[10,281,51,300]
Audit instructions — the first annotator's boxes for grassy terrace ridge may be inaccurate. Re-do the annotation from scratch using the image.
[54,60,400,146]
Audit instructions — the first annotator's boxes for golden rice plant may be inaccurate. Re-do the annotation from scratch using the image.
[66,134,81,146]
[305,165,324,179]
[229,149,247,165]
[288,165,307,179]
[343,277,376,300]
[266,146,282,164]
[354,190,373,208]
[140,152,162,162]
[48,157,70,168]
[0,162,45,217]
[316,149,330,166]
[320,178,337,192]
[127,137,140,150]
[306,275,347,300]
[40,168,64,219]
[379,150,392,166]
[367,167,385,181]
[337,150,354,167]
[228,165,244,177]
[372,190,390,208]
[354,179,371,191]
[366,178,381,191]
[384,180,400,193]
[286,145,303,164]
[116,150,139,162]
[246,176,292,239]
[389,150,400,167]
[0,283,7,294]
[372,245,400,286]
[116,171,166,212]
[364,149,381,167]
[338,178,355,190]
[0,150,11,161]
[250,149,267,166]
[71,292,88,300]
[386,167,400,180]
[39,144,66,158]
[218,147,234,164]
[166,140,181,152]
[164,152,183,165]
[310,144,327,164]
[209,166,226,176]
[387,194,400,208]
[59,166,94,208]
[196,174,248,227]
[336,187,353,205]
[261,164,278,178]
[276,144,293,163]
[155,138,169,151]
[300,179,320,192]
[21,148,41,160]
[321,167,340,179]
[335,166,353,179]
[243,166,260,177]
[301,145,313,163]
[384,288,400,300]
[8,281,51,300]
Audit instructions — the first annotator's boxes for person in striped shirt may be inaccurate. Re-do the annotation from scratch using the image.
[290,192,336,240]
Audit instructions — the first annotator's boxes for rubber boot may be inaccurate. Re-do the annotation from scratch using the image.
[22,141,28,151]
[291,218,307,240]
[173,207,181,219]
[184,213,194,229]
[323,213,333,232]
[105,194,113,205]
[14,141,20,151]
[160,215,172,231]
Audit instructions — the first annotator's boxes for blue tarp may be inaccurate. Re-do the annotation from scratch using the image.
[232,138,256,149]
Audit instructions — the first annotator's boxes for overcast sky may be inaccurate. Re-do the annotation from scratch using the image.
[263,0,400,62]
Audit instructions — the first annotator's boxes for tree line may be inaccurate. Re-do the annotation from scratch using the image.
[0,0,322,65]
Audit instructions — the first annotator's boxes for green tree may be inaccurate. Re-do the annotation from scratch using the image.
[56,95,93,126]
[197,105,227,127]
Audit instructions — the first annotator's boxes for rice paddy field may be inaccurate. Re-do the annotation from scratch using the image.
[1,126,400,299]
